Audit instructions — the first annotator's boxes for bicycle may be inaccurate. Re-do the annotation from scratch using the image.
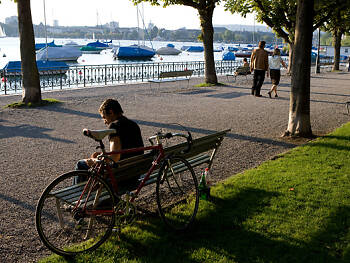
[35,128,199,256]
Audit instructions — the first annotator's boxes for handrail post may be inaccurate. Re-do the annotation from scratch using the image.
[105,65,107,85]
[124,64,127,83]
[83,66,86,87]
[4,71,7,95]
[59,69,62,89]
[158,63,160,79]
[141,63,144,82]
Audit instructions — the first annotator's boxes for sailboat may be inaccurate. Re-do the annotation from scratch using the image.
[35,0,81,62]
[114,4,155,60]
[0,25,6,38]
[3,0,70,76]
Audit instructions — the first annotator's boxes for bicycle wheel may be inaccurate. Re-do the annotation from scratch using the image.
[156,156,199,231]
[36,170,116,256]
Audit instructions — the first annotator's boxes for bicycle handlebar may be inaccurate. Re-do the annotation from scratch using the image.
[148,131,192,153]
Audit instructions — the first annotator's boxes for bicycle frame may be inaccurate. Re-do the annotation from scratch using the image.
[106,144,166,202]
[75,142,166,217]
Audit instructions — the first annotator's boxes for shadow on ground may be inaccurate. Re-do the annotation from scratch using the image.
[39,104,296,149]
[92,188,348,263]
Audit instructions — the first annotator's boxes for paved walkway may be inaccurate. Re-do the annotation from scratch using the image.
[0,70,349,262]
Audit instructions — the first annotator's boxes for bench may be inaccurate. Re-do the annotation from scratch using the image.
[148,70,194,88]
[51,129,230,209]
[226,66,251,82]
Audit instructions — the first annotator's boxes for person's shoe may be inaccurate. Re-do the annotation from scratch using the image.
[275,94,278,98]
[255,94,262,97]
[251,90,255,95]
[268,91,272,98]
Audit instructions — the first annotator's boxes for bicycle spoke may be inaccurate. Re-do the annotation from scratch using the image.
[36,171,115,256]
[156,157,199,231]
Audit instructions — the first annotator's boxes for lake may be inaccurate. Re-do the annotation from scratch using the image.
[0,37,234,69]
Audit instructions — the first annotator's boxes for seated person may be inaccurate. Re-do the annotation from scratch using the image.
[74,98,144,191]
[235,58,251,75]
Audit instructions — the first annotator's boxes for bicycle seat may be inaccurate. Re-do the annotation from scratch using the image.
[83,129,116,140]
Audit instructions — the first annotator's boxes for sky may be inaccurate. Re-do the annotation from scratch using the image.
[0,0,258,30]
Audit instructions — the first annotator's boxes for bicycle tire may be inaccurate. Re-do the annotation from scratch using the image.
[35,170,116,256]
[156,156,199,231]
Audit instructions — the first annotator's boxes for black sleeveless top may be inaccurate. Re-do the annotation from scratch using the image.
[108,116,144,160]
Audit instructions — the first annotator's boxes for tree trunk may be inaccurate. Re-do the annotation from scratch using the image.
[332,29,342,71]
[198,6,217,84]
[287,42,294,74]
[284,0,314,137]
[17,0,41,104]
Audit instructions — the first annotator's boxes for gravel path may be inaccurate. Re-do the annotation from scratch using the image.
[1,70,349,262]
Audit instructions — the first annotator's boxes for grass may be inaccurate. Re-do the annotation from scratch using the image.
[39,123,350,263]
[195,82,225,87]
[5,98,62,108]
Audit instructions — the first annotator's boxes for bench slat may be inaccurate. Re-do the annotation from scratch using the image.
[112,130,229,182]
[148,70,193,87]
[142,154,210,186]
[51,130,230,205]
[52,154,211,205]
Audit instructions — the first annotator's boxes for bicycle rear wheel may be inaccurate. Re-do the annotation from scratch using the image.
[156,156,199,231]
[36,171,116,256]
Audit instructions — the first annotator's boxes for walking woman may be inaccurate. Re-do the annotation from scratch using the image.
[267,48,287,98]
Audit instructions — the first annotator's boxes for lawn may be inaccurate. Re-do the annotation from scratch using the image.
[40,123,350,263]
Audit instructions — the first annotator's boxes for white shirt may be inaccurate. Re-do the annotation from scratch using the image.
[269,55,283,70]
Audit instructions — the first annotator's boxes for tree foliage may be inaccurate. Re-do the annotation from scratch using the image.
[224,0,349,72]
[225,0,348,45]
[320,3,350,70]
[131,0,221,84]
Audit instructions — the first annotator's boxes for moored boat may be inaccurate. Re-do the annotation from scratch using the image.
[222,50,236,61]
[35,40,61,51]
[114,45,155,60]
[80,46,102,54]
[86,40,109,50]
[156,44,181,55]
[64,41,84,49]
[234,51,252,58]
[2,60,69,76]
[185,46,204,52]
[36,46,82,62]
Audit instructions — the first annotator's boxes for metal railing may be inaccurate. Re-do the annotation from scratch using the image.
[0,60,243,95]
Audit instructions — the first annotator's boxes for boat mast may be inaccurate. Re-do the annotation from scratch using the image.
[136,4,140,46]
[253,13,255,44]
[142,3,145,46]
[43,0,48,60]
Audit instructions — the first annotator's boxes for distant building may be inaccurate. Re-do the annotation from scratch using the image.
[213,27,227,33]
[109,21,119,29]
[5,16,18,25]
[53,20,59,27]
[47,27,64,34]
[215,24,271,32]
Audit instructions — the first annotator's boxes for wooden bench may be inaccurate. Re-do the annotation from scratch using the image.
[148,70,194,88]
[226,66,251,82]
[51,129,230,207]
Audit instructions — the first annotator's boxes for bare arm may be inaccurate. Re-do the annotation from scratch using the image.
[109,136,121,163]
[250,51,255,72]
[281,59,287,69]
[85,136,121,166]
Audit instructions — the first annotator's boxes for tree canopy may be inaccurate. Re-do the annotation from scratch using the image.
[131,0,222,84]
[224,0,349,45]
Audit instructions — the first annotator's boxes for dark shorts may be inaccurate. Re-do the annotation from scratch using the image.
[270,69,281,85]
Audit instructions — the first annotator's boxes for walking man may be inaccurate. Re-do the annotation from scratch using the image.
[250,41,269,97]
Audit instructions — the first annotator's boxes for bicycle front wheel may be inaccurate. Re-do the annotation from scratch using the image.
[36,171,116,256]
[156,156,199,231]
